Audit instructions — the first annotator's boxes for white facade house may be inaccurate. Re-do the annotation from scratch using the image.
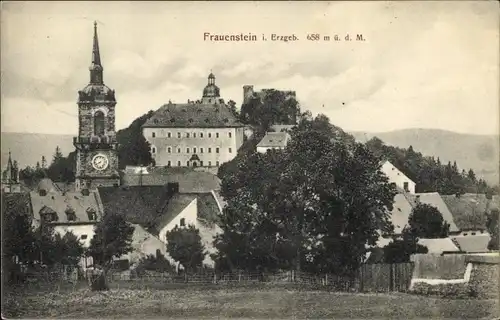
[381,160,416,193]
[256,132,290,154]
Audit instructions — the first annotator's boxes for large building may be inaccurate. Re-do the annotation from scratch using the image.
[73,22,120,191]
[1,152,21,193]
[142,73,245,168]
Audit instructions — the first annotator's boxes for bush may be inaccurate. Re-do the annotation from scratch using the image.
[411,282,478,299]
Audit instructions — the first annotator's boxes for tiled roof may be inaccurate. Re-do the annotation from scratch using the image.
[417,238,460,254]
[37,178,59,193]
[257,132,289,148]
[30,189,103,224]
[122,168,221,193]
[441,194,500,231]
[98,186,174,230]
[142,103,243,128]
[406,192,459,233]
[451,234,491,253]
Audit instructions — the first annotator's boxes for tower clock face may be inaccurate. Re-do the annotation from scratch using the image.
[92,154,109,171]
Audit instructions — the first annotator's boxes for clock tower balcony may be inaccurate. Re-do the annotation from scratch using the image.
[73,135,118,150]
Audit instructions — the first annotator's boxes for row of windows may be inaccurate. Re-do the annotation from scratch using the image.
[151,147,232,154]
[151,131,232,139]
[166,160,220,167]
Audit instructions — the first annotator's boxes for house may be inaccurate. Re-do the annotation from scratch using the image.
[256,132,290,154]
[1,152,21,193]
[380,160,416,194]
[98,183,222,267]
[29,178,104,247]
[141,73,245,168]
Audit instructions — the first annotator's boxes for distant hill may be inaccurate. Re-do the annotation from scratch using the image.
[351,129,499,185]
[1,132,74,169]
[2,128,499,185]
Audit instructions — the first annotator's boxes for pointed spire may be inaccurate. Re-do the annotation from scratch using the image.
[92,21,101,66]
[89,21,104,84]
[4,151,13,181]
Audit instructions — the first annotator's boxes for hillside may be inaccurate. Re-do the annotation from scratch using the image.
[2,128,499,185]
[351,129,499,185]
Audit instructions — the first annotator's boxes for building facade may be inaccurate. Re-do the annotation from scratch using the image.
[142,73,245,168]
[1,152,21,193]
[73,22,120,191]
[381,160,416,194]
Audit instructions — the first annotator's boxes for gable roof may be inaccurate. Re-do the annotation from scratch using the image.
[142,103,243,128]
[152,194,197,234]
[30,189,103,224]
[98,186,174,230]
[257,132,289,148]
[122,168,221,193]
[405,192,459,233]
[451,234,491,253]
[441,194,500,231]
[389,194,414,235]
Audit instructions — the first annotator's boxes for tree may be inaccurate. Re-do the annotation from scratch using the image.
[227,100,239,119]
[215,114,396,276]
[46,149,76,183]
[486,208,499,250]
[383,231,428,263]
[116,111,154,168]
[87,213,134,290]
[407,203,450,238]
[55,232,85,266]
[166,224,206,271]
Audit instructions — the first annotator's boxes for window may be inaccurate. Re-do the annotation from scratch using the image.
[208,147,212,153]
[152,132,156,138]
[186,147,190,153]
[200,161,204,166]
[177,161,181,166]
[216,132,219,138]
[403,182,409,192]
[167,147,172,153]
[229,148,232,153]
[180,218,185,227]
[94,111,105,136]
[200,132,204,138]
[81,235,88,240]
[228,132,232,138]
[216,161,220,166]
[471,232,476,236]
[168,132,171,138]
[167,161,171,167]
[208,133,212,138]
[193,133,197,138]
[151,146,156,154]
[216,147,220,153]
[177,148,181,153]
[187,161,190,167]
[200,147,204,153]
[177,132,181,138]
[186,133,190,138]
[193,147,197,154]
[208,161,212,167]
[463,233,468,236]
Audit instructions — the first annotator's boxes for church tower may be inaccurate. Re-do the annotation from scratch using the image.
[74,22,120,191]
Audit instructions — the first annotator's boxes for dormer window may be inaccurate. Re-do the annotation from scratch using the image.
[205,118,210,123]
[40,206,58,223]
[154,119,159,124]
[86,207,97,221]
[65,206,76,221]
[188,118,193,123]
[170,118,176,123]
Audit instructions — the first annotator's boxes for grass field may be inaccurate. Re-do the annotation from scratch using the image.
[3,283,498,319]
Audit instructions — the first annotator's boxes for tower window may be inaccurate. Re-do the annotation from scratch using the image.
[94,111,105,136]
[152,132,156,138]
[228,132,232,138]
[216,147,220,153]
[167,147,172,153]
[216,132,219,138]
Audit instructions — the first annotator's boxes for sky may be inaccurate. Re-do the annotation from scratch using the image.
[1,1,499,135]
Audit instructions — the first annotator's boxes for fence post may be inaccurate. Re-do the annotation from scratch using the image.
[238,271,241,283]
[325,274,328,286]
[213,273,217,284]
